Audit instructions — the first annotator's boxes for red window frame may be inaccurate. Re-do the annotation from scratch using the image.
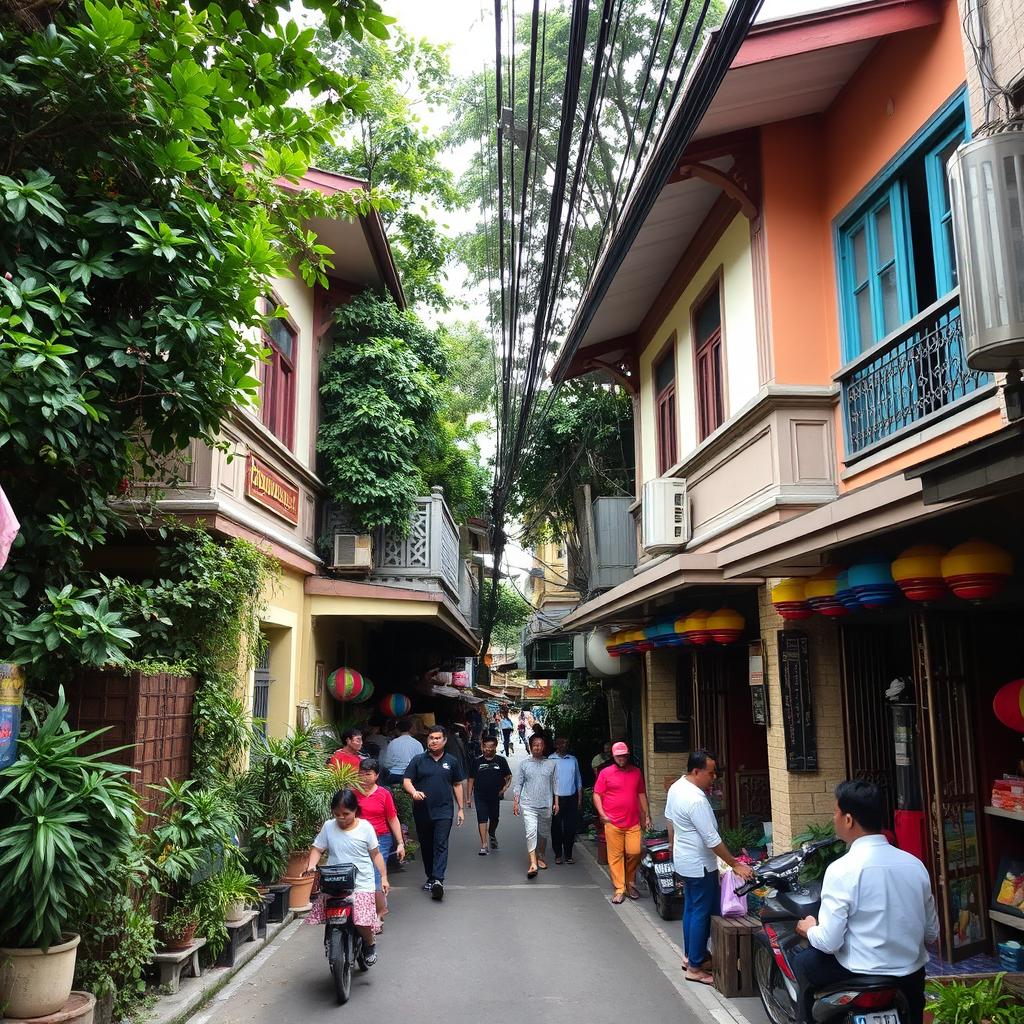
[694,284,725,442]
[654,339,678,475]
[260,297,297,449]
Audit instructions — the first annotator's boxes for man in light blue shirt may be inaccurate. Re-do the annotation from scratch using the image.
[380,717,423,785]
[549,737,583,864]
[499,714,514,756]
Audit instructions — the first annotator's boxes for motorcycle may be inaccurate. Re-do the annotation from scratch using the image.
[318,864,369,1004]
[737,838,910,1024]
[639,832,684,920]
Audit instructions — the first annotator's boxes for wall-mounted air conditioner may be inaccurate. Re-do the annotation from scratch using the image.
[641,478,689,553]
[332,533,372,570]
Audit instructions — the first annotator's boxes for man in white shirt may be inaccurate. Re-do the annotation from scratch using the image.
[794,780,939,1024]
[664,750,754,985]
[380,717,423,785]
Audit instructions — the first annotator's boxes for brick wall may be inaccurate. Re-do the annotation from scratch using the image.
[960,0,1024,127]
[641,647,689,820]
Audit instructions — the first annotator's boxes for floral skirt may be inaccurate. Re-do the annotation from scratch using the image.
[305,890,378,928]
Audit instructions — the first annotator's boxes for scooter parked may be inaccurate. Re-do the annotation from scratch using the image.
[318,864,369,1004]
[737,838,909,1024]
[639,832,684,920]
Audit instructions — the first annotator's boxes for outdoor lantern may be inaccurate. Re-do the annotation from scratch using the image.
[835,571,863,612]
[941,539,1013,601]
[891,545,948,602]
[605,631,626,657]
[351,677,375,703]
[993,679,1024,733]
[632,627,656,653]
[848,561,900,609]
[380,693,412,717]
[803,566,848,617]
[770,579,811,620]
[707,607,744,644]
[645,620,680,649]
[327,667,365,702]
[680,609,712,644]
[616,630,643,655]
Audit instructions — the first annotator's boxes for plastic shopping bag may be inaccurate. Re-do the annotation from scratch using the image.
[720,867,748,917]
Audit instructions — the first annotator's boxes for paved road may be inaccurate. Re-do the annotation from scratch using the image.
[195,747,709,1024]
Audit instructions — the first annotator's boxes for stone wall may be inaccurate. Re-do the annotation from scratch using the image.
[960,0,1024,128]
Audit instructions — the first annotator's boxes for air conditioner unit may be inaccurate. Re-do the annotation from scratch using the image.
[331,533,372,571]
[641,478,690,553]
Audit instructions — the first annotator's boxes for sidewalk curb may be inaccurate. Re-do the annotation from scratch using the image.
[575,838,761,1024]
[142,915,300,1024]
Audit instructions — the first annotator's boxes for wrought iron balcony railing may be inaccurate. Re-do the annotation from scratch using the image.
[837,290,992,460]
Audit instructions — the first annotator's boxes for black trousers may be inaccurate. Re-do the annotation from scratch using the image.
[551,792,579,859]
[790,946,926,1024]
[413,809,453,882]
[501,728,513,756]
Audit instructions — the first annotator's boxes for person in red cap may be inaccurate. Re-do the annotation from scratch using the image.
[593,741,650,904]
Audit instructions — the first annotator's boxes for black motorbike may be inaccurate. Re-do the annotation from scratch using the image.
[737,838,909,1024]
[639,832,684,920]
[318,864,369,1004]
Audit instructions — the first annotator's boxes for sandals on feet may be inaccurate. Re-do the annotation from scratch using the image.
[537,859,548,869]
[627,886,642,899]
[685,971,713,986]
[611,893,626,904]
[527,867,538,879]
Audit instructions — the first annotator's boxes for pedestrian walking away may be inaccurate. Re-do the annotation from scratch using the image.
[664,750,754,985]
[513,733,558,878]
[499,711,514,756]
[549,737,583,864]
[380,717,423,785]
[467,735,512,854]
[593,742,650,904]
[517,710,528,749]
[305,789,388,967]
[403,724,465,901]
[356,758,406,928]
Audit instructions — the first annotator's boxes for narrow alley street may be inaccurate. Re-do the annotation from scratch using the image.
[191,748,711,1024]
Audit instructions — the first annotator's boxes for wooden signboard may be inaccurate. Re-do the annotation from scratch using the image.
[778,631,817,772]
[245,454,300,524]
[653,721,691,753]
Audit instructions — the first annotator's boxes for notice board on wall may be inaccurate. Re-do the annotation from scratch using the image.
[778,631,817,772]
[653,721,691,753]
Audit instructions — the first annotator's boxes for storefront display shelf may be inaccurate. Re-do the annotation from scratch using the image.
[989,909,1024,932]
[983,805,1024,822]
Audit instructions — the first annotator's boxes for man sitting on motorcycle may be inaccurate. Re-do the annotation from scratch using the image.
[794,780,939,1024]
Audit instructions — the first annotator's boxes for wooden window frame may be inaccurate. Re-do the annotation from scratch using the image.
[653,332,678,476]
[260,294,298,450]
[691,271,727,442]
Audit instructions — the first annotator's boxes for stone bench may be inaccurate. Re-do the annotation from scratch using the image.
[152,937,206,994]
[216,909,259,968]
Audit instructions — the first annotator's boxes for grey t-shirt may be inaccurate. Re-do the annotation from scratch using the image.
[514,756,557,808]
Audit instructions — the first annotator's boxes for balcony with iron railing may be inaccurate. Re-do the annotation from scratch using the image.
[837,289,994,461]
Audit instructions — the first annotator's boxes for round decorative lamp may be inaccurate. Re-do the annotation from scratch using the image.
[351,677,375,703]
[804,566,847,617]
[327,667,365,702]
[993,679,1024,733]
[616,630,642,655]
[626,628,653,653]
[672,616,692,645]
[835,571,863,612]
[678,609,711,645]
[645,620,680,649]
[707,607,744,644]
[605,631,627,657]
[848,561,900,609]
[891,545,947,602]
[941,539,1013,601]
[770,579,811,620]
[380,693,412,717]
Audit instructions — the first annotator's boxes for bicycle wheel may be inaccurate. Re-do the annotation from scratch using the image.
[329,928,353,1004]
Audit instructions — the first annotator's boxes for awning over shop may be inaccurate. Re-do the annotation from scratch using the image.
[431,685,484,703]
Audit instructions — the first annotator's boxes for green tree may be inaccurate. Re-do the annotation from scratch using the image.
[491,581,532,651]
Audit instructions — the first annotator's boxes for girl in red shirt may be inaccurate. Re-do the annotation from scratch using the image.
[356,758,405,927]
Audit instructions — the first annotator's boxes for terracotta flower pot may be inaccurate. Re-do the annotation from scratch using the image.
[0,933,81,1019]
[2,990,96,1024]
[160,920,198,952]
[284,851,308,879]
[281,872,315,909]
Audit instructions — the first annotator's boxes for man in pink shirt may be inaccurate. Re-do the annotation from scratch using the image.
[593,742,651,904]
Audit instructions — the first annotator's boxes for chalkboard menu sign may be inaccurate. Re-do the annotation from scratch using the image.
[778,631,817,772]
[653,721,691,753]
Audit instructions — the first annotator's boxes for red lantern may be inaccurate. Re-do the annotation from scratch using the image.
[993,679,1024,733]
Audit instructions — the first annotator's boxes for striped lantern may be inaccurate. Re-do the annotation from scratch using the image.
[633,626,656,653]
[707,608,744,645]
[351,677,375,704]
[680,609,712,645]
[380,693,412,717]
[848,561,900,609]
[891,545,947,602]
[941,539,1013,601]
[834,571,863,612]
[605,631,627,657]
[644,620,680,649]
[770,579,811,621]
[327,667,365,702]
[993,679,1024,733]
[803,566,848,618]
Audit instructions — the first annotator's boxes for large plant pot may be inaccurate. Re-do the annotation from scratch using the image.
[281,872,315,909]
[159,920,198,952]
[3,990,96,1024]
[284,851,308,878]
[0,933,81,1019]
[225,901,248,923]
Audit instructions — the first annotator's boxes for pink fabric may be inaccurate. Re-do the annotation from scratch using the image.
[305,890,378,928]
[0,485,19,571]
[594,764,646,829]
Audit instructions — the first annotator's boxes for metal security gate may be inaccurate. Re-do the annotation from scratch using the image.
[253,643,271,731]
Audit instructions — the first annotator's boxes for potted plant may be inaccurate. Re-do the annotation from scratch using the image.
[925,973,1024,1024]
[0,689,140,1019]
[217,863,262,923]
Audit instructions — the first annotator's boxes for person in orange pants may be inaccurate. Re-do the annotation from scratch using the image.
[593,742,651,904]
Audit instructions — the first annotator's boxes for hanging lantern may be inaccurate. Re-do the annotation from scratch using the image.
[834,571,863,612]
[672,616,692,645]
[615,630,642,655]
[327,667,365,702]
[644,620,680,649]
[771,579,811,621]
[680,609,711,644]
[941,539,1013,601]
[993,679,1024,733]
[605,631,626,657]
[707,608,744,644]
[351,677,375,704]
[803,567,848,617]
[633,626,656,653]
[380,693,412,717]
[848,561,900,609]
[891,545,947,602]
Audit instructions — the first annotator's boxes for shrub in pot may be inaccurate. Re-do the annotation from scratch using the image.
[0,689,140,1019]
[925,974,1024,1024]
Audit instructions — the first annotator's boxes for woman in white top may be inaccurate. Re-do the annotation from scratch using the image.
[305,789,389,966]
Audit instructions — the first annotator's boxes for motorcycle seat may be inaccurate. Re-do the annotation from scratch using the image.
[814,976,906,997]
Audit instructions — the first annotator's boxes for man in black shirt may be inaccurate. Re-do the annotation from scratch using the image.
[467,735,512,854]
[403,724,465,901]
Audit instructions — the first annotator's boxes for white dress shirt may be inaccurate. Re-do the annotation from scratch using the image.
[808,834,940,975]
[664,776,722,877]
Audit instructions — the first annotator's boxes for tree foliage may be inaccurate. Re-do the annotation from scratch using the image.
[491,581,531,651]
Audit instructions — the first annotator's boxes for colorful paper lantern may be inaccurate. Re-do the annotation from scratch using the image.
[327,667,365,702]
[803,566,848,617]
[680,609,711,644]
[848,561,900,609]
[644,620,680,648]
[891,545,947,602]
[605,631,626,657]
[380,693,412,717]
[707,607,744,644]
[834,571,863,612]
[351,677,375,704]
[941,539,1013,601]
[770,579,811,620]
[993,679,1024,733]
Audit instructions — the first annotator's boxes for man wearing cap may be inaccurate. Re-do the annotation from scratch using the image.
[593,742,651,904]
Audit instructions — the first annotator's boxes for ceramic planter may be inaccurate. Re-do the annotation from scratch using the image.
[225,901,248,923]
[2,990,96,1024]
[0,933,81,1019]
[281,872,315,909]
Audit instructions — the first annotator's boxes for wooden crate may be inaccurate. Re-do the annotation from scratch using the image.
[711,914,760,997]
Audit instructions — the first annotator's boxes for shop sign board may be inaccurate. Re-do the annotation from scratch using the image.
[778,631,817,772]
[653,721,690,753]
[245,454,300,524]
